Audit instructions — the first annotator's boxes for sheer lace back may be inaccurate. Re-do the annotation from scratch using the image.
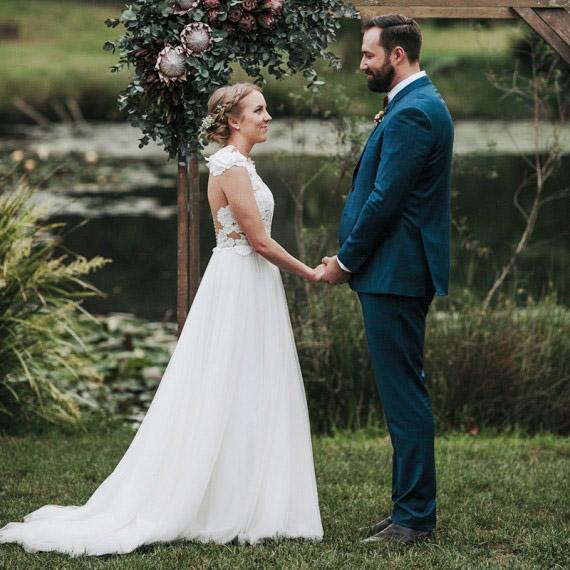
[206,145,274,255]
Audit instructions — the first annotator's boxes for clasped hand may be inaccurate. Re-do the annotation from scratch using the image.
[310,256,350,285]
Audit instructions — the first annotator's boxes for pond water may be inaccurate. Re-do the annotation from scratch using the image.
[44,154,569,320]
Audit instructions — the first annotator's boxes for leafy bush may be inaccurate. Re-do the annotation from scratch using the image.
[84,290,570,435]
[284,272,377,433]
[427,296,570,433]
[44,273,565,435]
[79,313,178,427]
[0,182,110,429]
[284,242,570,434]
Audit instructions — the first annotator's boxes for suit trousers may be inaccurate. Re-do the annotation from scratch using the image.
[358,290,436,531]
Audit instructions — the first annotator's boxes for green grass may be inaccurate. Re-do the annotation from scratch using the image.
[1,423,569,568]
[0,0,126,122]
[0,1,527,122]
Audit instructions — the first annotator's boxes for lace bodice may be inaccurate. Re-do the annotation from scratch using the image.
[205,145,274,256]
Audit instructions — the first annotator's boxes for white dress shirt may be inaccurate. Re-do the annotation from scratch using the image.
[336,70,427,274]
[386,70,426,103]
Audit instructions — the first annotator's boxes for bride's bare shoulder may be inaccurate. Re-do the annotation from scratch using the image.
[205,145,250,178]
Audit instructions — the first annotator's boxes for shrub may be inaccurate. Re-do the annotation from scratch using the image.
[0,181,110,429]
[79,291,569,435]
[427,296,570,433]
[283,229,569,434]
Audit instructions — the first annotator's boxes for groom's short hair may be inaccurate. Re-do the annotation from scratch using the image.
[364,14,422,63]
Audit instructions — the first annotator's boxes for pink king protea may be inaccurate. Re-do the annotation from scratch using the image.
[172,0,200,15]
[155,45,187,84]
[180,22,213,56]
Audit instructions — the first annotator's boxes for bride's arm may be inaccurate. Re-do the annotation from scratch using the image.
[219,166,322,282]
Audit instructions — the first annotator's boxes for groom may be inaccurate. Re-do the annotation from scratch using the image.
[321,14,453,543]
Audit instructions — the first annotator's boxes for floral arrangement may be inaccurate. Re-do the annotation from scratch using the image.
[104,0,358,157]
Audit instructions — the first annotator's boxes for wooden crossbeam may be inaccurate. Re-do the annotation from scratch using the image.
[514,7,570,63]
[356,0,568,7]
[356,0,570,19]
[355,2,570,63]
[358,6,515,18]
[536,7,570,44]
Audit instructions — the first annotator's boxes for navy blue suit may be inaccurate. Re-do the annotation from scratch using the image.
[337,75,453,531]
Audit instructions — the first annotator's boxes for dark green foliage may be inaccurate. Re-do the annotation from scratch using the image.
[105,0,358,157]
[70,293,570,435]
[286,274,570,434]
[0,182,110,428]
[427,296,570,433]
[284,274,379,433]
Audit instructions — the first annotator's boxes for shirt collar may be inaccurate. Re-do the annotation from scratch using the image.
[387,70,427,103]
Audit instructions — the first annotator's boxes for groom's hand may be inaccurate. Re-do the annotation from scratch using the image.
[321,256,350,285]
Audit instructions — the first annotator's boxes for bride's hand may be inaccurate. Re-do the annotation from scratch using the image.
[308,264,326,283]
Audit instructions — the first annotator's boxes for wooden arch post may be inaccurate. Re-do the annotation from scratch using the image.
[177,147,201,337]
[177,0,569,336]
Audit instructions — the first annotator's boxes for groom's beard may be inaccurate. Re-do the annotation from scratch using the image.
[367,60,395,93]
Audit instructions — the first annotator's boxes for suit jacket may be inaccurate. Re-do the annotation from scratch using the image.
[337,75,453,297]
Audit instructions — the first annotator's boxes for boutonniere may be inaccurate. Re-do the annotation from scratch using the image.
[373,109,385,125]
[374,96,390,125]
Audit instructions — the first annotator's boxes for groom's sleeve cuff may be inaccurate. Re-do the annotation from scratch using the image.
[336,256,352,273]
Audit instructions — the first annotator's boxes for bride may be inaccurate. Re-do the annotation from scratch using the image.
[0,82,325,556]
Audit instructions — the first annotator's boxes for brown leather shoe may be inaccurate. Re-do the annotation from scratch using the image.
[358,516,392,537]
[361,523,433,544]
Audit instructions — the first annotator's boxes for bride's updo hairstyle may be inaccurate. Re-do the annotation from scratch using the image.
[203,83,262,145]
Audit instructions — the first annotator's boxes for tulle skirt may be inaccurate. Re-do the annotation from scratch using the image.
[0,248,323,556]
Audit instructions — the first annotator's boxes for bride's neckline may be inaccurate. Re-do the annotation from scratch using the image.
[222,144,254,164]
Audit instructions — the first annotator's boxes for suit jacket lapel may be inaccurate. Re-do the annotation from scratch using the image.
[350,75,432,189]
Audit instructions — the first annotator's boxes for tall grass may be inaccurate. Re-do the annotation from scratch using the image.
[54,288,569,435]
[427,296,570,433]
[0,181,110,428]
[284,248,570,434]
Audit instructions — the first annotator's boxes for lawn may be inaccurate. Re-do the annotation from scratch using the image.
[0,0,126,123]
[1,423,568,569]
[0,0,527,123]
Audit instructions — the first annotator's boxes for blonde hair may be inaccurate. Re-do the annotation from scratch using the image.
[204,83,262,145]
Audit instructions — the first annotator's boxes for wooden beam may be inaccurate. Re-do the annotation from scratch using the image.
[514,7,570,63]
[356,0,569,7]
[188,154,201,309]
[177,151,190,337]
[536,7,570,44]
[359,6,514,18]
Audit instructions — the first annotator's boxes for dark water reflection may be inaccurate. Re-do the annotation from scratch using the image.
[51,154,569,319]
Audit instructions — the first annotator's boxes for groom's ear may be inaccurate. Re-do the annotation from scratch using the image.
[391,45,407,65]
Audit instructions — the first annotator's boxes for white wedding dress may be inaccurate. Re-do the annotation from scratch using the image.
[0,144,323,556]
